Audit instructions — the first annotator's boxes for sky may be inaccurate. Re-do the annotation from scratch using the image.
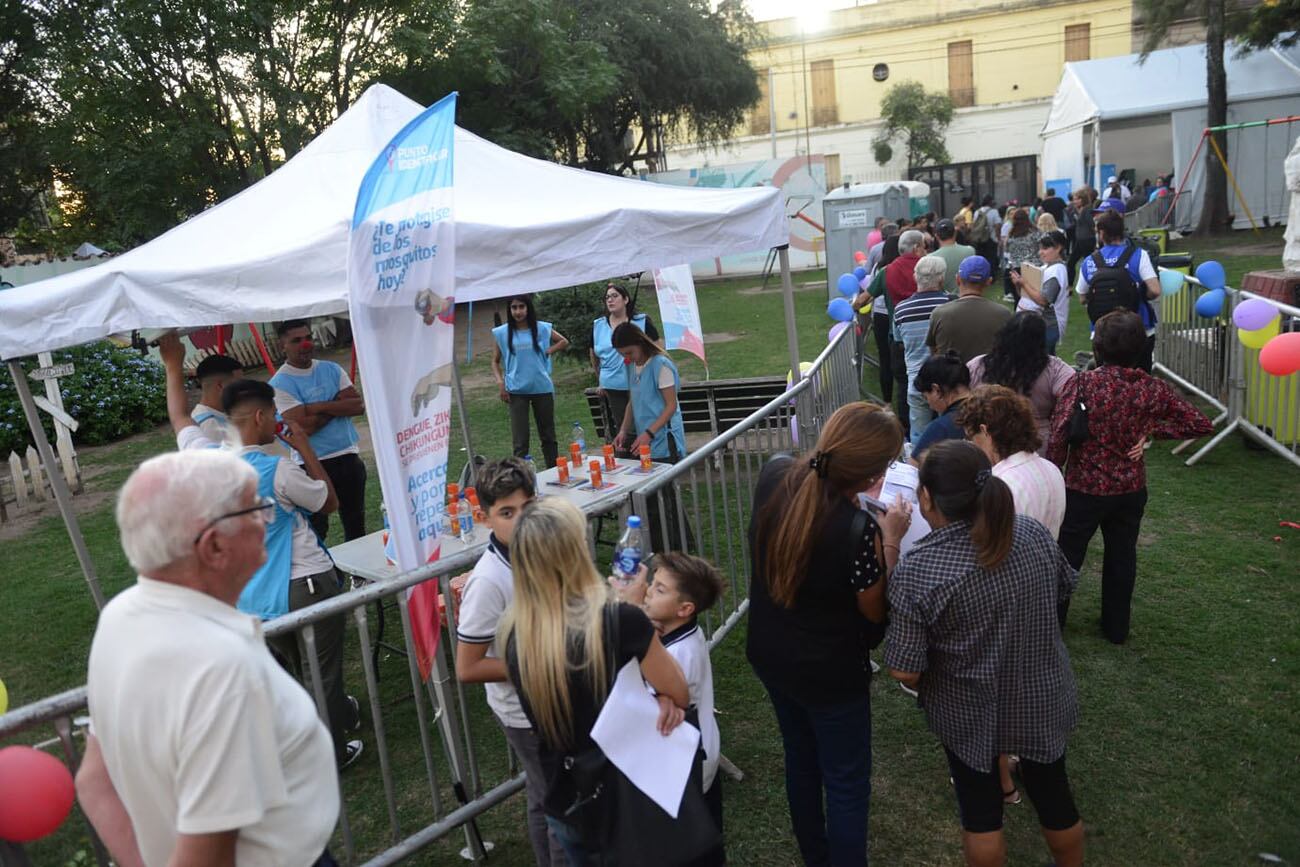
[743,0,866,24]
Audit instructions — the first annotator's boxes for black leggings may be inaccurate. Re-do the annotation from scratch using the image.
[871,312,894,403]
[945,748,1080,834]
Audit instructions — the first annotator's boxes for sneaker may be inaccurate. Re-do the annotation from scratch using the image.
[1002,293,1014,302]
[898,681,919,699]
[339,740,364,771]
[346,695,362,732]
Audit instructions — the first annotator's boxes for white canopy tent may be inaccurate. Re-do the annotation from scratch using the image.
[0,83,792,611]
[1040,41,1300,229]
[0,83,787,360]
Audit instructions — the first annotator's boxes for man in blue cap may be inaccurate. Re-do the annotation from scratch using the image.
[926,255,1012,363]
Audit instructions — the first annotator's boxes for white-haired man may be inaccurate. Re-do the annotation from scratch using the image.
[75,448,340,867]
[893,256,952,443]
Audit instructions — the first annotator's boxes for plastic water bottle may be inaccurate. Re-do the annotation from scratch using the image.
[613,516,644,586]
[572,421,586,453]
[458,493,475,541]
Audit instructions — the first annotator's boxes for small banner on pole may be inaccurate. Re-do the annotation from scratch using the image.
[347,91,458,681]
[652,264,707,367]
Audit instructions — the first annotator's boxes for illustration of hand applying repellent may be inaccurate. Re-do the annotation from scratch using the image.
[414,289,456,325]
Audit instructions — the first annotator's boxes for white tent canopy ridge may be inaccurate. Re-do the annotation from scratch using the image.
[0,84,787,361]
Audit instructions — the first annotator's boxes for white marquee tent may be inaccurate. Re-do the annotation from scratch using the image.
[1040,41,1300,229]
[0,83,791,612]
[0,84,787,361]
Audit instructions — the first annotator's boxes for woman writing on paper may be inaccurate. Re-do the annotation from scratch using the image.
[590,283,660,454]
[492,294,568,470]
[611,323,687,464]
[748,403,911,865]
[501,497,689,865]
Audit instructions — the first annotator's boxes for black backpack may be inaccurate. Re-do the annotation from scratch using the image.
[1086,244,1141,323]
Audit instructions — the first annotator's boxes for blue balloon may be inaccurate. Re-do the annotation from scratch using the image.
[827,297,855,322]
[853,266,867,281]
[836,273,858,296]
[1195,260,1226,291]
[1195,288,1225,318]
[1158,268,1185,296]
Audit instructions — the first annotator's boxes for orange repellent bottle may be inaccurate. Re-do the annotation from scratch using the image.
[446,496,460,538]
[639,443,653,471]
[446,482,460,505]
[569,441,583,470]
[465,487,485,524]
[588,459,603,489]
[556,456,570,484]
[603,443,616,471]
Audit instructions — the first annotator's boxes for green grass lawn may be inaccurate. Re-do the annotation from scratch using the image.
[2,236,1299,865]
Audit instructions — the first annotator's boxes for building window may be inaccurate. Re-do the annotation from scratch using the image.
[873,63,889,82]
[1065,24,1090,62]
[750,70,771,135]
[811,59,838,125]
[824,154,842,189]
[947,41,974,108]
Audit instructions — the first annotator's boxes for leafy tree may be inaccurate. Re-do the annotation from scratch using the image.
[1135,0,1299,233]
[871,81,954,173]
[399,0,763,173]
[0,0,48,238]
[24,0,451,248]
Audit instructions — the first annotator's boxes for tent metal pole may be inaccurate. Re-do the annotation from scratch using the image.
[7,359,105,612]
[778,246,802,386]
[1092,122,1102,189]
[450,356,478,487]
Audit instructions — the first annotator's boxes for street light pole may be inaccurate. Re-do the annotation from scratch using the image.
[800,34,812,174]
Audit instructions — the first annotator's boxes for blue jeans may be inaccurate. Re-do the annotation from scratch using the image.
[546,817,598,867]
[906,388,934,446]
[764,682,873,866]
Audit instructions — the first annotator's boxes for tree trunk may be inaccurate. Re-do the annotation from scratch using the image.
[1197,0,1231,234]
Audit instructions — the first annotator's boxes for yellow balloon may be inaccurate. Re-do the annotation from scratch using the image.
[787,361,814,384]
[1239,317,1280,350]
[0,678,7,716]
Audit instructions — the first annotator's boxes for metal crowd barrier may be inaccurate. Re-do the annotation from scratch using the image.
[0,325,866,865]
[1154,271,1300,469]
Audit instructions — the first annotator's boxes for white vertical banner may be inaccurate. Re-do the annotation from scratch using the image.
[347,92,457,681]
[652,264,707,368]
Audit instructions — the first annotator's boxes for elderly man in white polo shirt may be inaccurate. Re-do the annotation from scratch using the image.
[74,448,339,867]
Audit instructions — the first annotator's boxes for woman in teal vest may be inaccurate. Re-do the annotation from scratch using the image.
[589,283,660,454]
[492,294,569,468]
[611,322,686,463]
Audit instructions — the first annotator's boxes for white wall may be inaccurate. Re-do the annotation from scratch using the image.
[1100,115,1175,186]
[0,258,103,288]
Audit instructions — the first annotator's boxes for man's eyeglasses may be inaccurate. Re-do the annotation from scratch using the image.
[193,496,275,545]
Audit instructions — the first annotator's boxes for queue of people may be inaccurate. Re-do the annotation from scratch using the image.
[72,226,1211,867]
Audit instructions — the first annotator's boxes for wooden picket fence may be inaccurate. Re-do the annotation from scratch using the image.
[0,445,82,524]
[183,337,285,377]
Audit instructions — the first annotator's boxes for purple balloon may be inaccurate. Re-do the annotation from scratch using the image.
[1232,297,1278,332]
[790,413,799,447]
[829,321,851,342]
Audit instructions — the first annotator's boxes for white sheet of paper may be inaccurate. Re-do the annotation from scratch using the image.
[858,462,931,556]
[590,658,700,818]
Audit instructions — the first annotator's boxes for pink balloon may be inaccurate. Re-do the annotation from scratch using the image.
[1259,331,1300,377]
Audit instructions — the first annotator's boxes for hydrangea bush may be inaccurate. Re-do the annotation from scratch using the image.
[0,343,166,455]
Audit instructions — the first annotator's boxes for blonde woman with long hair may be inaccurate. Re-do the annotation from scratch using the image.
[500,497,688,864]
[747,402,911,865]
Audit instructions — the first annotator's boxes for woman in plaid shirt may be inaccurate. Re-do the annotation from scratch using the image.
[885,440,1083,867]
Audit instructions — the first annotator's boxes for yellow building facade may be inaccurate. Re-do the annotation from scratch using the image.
[749,0,1136,137]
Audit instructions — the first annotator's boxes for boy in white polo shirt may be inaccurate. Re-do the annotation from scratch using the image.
[617,551,725,866]
[453,459,565,867]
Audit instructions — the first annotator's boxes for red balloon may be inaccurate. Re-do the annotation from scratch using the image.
[1259,332,1300,377]
[0,746,75,843]
[853,251,867,263]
